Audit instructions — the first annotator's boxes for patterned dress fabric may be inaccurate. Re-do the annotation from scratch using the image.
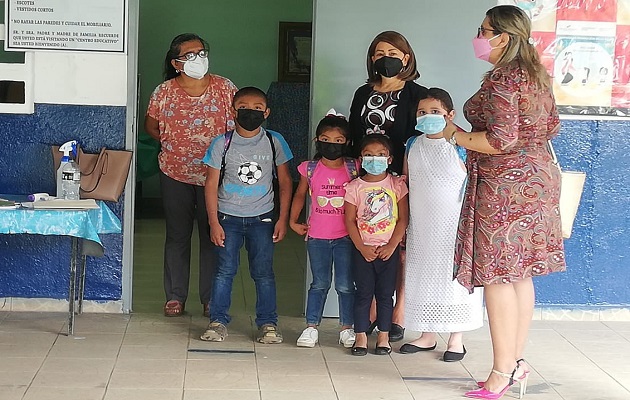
[404,136,483,332]
[147,75,237,186]
[454,62,566,293]
[360,89,401,136]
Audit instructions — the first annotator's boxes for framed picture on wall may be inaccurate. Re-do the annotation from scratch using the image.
[278,22,312,83]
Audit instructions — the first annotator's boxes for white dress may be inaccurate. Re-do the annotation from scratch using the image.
[404,135,483,333]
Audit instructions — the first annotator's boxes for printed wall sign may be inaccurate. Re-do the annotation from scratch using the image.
[4,0,127,53]
[499,0,630,118]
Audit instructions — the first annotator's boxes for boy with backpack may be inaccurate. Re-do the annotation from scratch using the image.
[201,86,293,343]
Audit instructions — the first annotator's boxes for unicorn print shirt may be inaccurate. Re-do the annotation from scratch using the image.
[344,174,408,246]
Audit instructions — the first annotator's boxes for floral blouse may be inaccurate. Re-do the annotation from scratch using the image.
[147,74,237,186]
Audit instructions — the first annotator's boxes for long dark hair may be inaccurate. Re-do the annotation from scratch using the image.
[163,33,209,81]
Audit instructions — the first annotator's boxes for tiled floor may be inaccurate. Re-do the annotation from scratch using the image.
[2,203,628,399]
[1,312,630,400]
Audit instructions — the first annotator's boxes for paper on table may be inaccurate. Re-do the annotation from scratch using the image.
[0,199,17,209]
[29,199,99,209]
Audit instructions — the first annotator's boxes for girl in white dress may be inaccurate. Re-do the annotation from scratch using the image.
[400,88,483,361]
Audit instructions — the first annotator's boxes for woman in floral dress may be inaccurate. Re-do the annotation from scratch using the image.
[442,5,566,399]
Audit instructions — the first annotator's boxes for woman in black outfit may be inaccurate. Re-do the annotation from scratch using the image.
[348,30,427,343]
[349,31,428,175]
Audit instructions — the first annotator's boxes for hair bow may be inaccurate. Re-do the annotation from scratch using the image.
[326,108,346,118]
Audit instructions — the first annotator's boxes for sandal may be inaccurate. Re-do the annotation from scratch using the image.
[164,300,184,317]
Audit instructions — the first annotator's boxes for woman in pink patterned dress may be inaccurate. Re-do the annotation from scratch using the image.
[442,6,566,399]
[145,33,237,317]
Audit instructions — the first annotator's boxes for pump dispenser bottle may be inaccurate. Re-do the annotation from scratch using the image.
[57,140,81,200]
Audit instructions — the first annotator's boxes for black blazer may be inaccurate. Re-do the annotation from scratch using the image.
[349,81,428,174]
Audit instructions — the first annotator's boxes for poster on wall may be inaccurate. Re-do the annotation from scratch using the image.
[4,0,127,53]
[498,0,630,118]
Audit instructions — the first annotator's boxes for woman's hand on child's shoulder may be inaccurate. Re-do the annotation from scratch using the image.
[289,221,309,236]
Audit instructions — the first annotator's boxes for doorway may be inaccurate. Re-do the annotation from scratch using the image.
[131,0,313,318]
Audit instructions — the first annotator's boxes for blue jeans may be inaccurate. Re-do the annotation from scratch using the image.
[210,211,277,327]
[306,236,355,326]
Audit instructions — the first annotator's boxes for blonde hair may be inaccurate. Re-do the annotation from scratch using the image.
[486,5,550,89]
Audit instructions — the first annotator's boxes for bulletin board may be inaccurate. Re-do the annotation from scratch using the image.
[501,0,630,118]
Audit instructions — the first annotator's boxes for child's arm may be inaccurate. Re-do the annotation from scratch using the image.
[205,166,225,247]
[345,202,378,262]
[402,154,409,183]
[376,193,409,261]
[273,162,293,243]
[458,159,467,172]
[289,175,309,236]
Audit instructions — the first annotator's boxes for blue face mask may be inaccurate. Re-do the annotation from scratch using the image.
[415,114,446,134]
[517,0,536,11]
[362,156,389,175]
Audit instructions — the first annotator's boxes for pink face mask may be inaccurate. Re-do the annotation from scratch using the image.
[472,34,500,62]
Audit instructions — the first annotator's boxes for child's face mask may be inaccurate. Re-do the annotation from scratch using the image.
[316,141,346,160]
[236,109,265,131]
[362,156,388,175]
[415,114,446,134]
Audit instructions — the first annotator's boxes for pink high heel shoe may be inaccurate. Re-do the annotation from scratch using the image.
[465,368,516,399]
[477,359,529,398]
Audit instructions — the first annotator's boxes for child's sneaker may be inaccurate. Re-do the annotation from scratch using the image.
[339,328,356,348]
[296,327,318,347]
[257,323,283,344]
[200,321,227,342]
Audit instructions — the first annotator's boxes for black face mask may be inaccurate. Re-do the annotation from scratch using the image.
[373,56,404,78]
[316,141,346,160]
[236,109,266,131]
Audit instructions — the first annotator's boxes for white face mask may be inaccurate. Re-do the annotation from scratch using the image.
[182,57,208,80]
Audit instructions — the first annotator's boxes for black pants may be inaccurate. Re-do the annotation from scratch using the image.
[353,246,400,333]
[160,172,215,305]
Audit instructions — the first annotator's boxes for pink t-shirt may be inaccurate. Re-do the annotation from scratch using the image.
[297,160,359,239]
[344,174,408,246]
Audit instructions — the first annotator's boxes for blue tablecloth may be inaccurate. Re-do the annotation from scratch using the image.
[0,201,121,250]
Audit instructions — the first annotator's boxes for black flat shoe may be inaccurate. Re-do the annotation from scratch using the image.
[399,342,438,354]
[351,345,368,356]
[442,346,466,362]
[366,320,378,335]
[389,323,405,342]
[375,344,392,355]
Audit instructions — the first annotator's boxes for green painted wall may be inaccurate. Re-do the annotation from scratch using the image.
[137,0,313,184]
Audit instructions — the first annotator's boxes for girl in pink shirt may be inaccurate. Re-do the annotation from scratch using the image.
[290,112,359,349]
[344,134,408,356]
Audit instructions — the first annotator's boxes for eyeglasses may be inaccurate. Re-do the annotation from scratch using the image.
[477,26,501,37]
[175,49,208,62]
